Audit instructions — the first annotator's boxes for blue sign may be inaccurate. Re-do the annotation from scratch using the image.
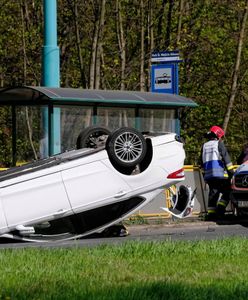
[151,65,174,93]
[150,51,181,94]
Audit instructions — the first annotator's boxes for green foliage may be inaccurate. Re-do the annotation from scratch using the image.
[0,0,248,164]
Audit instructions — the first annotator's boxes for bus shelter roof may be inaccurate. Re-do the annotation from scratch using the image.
[0,86,198,108]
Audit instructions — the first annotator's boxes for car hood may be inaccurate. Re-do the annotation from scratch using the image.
[235,162,248,174]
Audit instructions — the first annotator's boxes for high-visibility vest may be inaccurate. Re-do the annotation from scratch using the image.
[202,140,227,180]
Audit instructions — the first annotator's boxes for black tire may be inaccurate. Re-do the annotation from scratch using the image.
[106,127,147,168]
[76,126,111,149]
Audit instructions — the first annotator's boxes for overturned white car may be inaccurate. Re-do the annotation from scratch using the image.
[0,127,192,242]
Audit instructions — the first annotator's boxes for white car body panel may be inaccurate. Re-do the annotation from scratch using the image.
[61,160,131,213]
[0,169,72,233]
[0,200,7,231]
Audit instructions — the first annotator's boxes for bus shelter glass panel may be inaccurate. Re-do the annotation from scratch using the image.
[0,106,12,167]
[97,107,135,131]
[139,108,176,133]
[59,105,93,152]
[16,106,46,163]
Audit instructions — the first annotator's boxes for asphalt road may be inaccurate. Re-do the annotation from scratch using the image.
[1,218,248,249]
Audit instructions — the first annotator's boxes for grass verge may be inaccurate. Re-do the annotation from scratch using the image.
[0,237,248,299]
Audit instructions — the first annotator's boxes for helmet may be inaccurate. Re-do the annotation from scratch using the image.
[210,126,225,139]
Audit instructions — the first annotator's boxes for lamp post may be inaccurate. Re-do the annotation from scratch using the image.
[42,0,61,156]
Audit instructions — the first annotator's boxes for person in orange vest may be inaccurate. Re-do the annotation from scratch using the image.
[200,126,235,220]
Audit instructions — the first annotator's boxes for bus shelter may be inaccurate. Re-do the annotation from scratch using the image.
[0,86,197,166]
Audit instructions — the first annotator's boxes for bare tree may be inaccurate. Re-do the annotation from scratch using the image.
[223,0,248,132]
[147,0,155,90]
[116,0,126,90]
[68,0,87,88]
[89,0,106,89]
[165,0,174,48]
[176,0,184,46]
[157,0,167,47]
[140,0,145,91]
[95,0,106,89]
[20,0,38,160]
[20,0,27,84]
[89,1,100,89]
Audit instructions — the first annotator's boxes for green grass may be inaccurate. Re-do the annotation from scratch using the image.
[1,237,248,299]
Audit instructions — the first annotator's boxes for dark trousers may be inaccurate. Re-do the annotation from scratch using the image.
[206,178,231,213]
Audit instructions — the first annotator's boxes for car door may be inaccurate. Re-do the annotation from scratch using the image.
[61,159,131,214]
[0,165,72,229]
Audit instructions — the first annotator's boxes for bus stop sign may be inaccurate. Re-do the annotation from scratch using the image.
[150,51,182,94]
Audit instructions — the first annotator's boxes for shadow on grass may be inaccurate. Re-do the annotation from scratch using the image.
[1,281,248,300]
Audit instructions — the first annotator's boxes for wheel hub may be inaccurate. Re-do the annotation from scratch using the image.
[123,141,133,152]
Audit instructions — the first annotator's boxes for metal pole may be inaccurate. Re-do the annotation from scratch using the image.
[42,0,59,87]
[42,0,61,156]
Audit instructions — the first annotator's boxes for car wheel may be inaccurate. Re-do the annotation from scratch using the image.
[76,126,111,149]
[106,127,147,168]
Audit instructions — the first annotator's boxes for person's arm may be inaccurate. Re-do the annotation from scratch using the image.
[218,141,234,174]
